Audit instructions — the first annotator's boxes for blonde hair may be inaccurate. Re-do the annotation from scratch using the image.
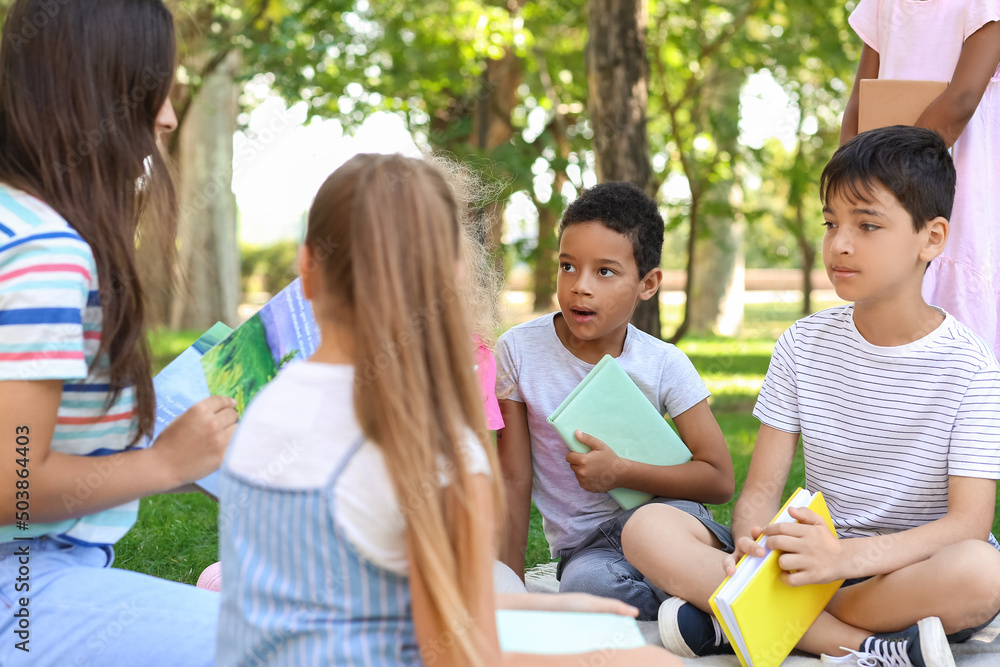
[304,153,502,667]
[427,153,506,348]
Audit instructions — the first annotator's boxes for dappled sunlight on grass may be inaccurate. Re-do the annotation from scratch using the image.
[703,375,765,414]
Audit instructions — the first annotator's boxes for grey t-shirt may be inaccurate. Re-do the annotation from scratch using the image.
[495,313,711,555]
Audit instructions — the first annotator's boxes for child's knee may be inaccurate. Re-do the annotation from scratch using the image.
[621,504,688,557]
[939,540,1000,605]
[942,539,1000,572]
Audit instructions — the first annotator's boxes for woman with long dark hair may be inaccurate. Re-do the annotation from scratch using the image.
[0,2,236,664]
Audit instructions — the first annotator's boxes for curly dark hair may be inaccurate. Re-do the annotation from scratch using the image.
[558,181,664,277]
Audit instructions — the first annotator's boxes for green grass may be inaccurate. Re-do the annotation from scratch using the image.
[116,328,219,583]
[115,493,220,584]
[119,303,1000,584]
[148,328,208,374]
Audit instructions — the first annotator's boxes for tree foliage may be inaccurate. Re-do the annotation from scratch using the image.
[1,0,864,333]
[645,0,857,335]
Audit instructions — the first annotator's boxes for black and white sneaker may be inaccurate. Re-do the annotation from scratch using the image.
[656,597,733,658]
[820,616,956,667]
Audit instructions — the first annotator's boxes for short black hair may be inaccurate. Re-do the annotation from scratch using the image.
[558,181,664,277]
[820,126,955,232]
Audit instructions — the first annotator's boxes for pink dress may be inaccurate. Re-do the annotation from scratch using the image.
[850,0,1000,357]
[475,339,505,430]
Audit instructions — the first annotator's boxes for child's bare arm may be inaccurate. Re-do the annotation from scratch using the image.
[916,20,1000,147]
[567,399,734,504]
[840,43,880,146]
[723,424,799,574]
[0,379,236,525]
[496,399,533,581]
[495,592,638,616]
[766,475,996,586]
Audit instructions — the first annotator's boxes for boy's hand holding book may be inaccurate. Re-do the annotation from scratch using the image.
[724,506,844,586]
[723,525,766,577]
[565,430,625,493]
[763,505,844,586]
[709,489,844,667]
[546,355,694,509]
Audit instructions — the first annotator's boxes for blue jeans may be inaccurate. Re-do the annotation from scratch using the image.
[556,498,733,621]
[0,537,219,666]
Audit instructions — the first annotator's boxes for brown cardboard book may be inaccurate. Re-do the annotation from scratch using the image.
[858,79,948,133]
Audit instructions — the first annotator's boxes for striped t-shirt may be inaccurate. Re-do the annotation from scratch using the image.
[754,305,1000,540]
[0,183,139,546]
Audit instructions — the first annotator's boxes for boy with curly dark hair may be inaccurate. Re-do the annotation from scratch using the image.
[495,181,735,619]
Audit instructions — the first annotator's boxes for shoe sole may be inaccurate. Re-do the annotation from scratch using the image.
[917,617,956,667]
[657,597,698,658]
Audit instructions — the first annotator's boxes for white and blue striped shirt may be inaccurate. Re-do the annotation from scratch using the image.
[754,305,1000,540]
[0,183,139,546]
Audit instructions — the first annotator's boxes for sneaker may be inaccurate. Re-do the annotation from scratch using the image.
[820,653,878,666]
[656,597,732,658]
[819,616,955,667]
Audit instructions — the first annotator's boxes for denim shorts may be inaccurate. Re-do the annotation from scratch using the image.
[556,497,735,580]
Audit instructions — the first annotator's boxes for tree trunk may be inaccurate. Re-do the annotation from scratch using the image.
[797,203,816,316]
[470,50,521,275]
[688,181,745,336]
[668,192,699,344]
[586,0,660,338]
[688,206,744,336]
[169,51,241,330]
[532,171,566,312]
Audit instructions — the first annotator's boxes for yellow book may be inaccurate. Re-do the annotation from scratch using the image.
[708,488,844,667]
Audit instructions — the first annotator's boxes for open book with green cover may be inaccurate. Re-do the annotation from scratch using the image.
[149,322,233,498]
[709,487,844,667]
[150,279,319,498]
[546,354,692,509]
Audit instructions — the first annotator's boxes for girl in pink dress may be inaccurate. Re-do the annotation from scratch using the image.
[841,0,1000,357]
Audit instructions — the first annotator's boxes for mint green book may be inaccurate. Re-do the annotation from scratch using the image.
[546,354,692,510]
[495,610,646,654]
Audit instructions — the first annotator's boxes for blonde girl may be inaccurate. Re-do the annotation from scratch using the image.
[215,153,676,666]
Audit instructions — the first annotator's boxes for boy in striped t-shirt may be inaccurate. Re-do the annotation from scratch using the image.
[621,126,1000,667]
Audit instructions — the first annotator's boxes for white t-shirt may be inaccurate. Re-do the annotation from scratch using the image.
[224,361,491,575]
[754,305,1000,540]
[495,313,711,555]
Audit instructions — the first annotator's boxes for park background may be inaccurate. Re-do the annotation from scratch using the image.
[5,1,992,583]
